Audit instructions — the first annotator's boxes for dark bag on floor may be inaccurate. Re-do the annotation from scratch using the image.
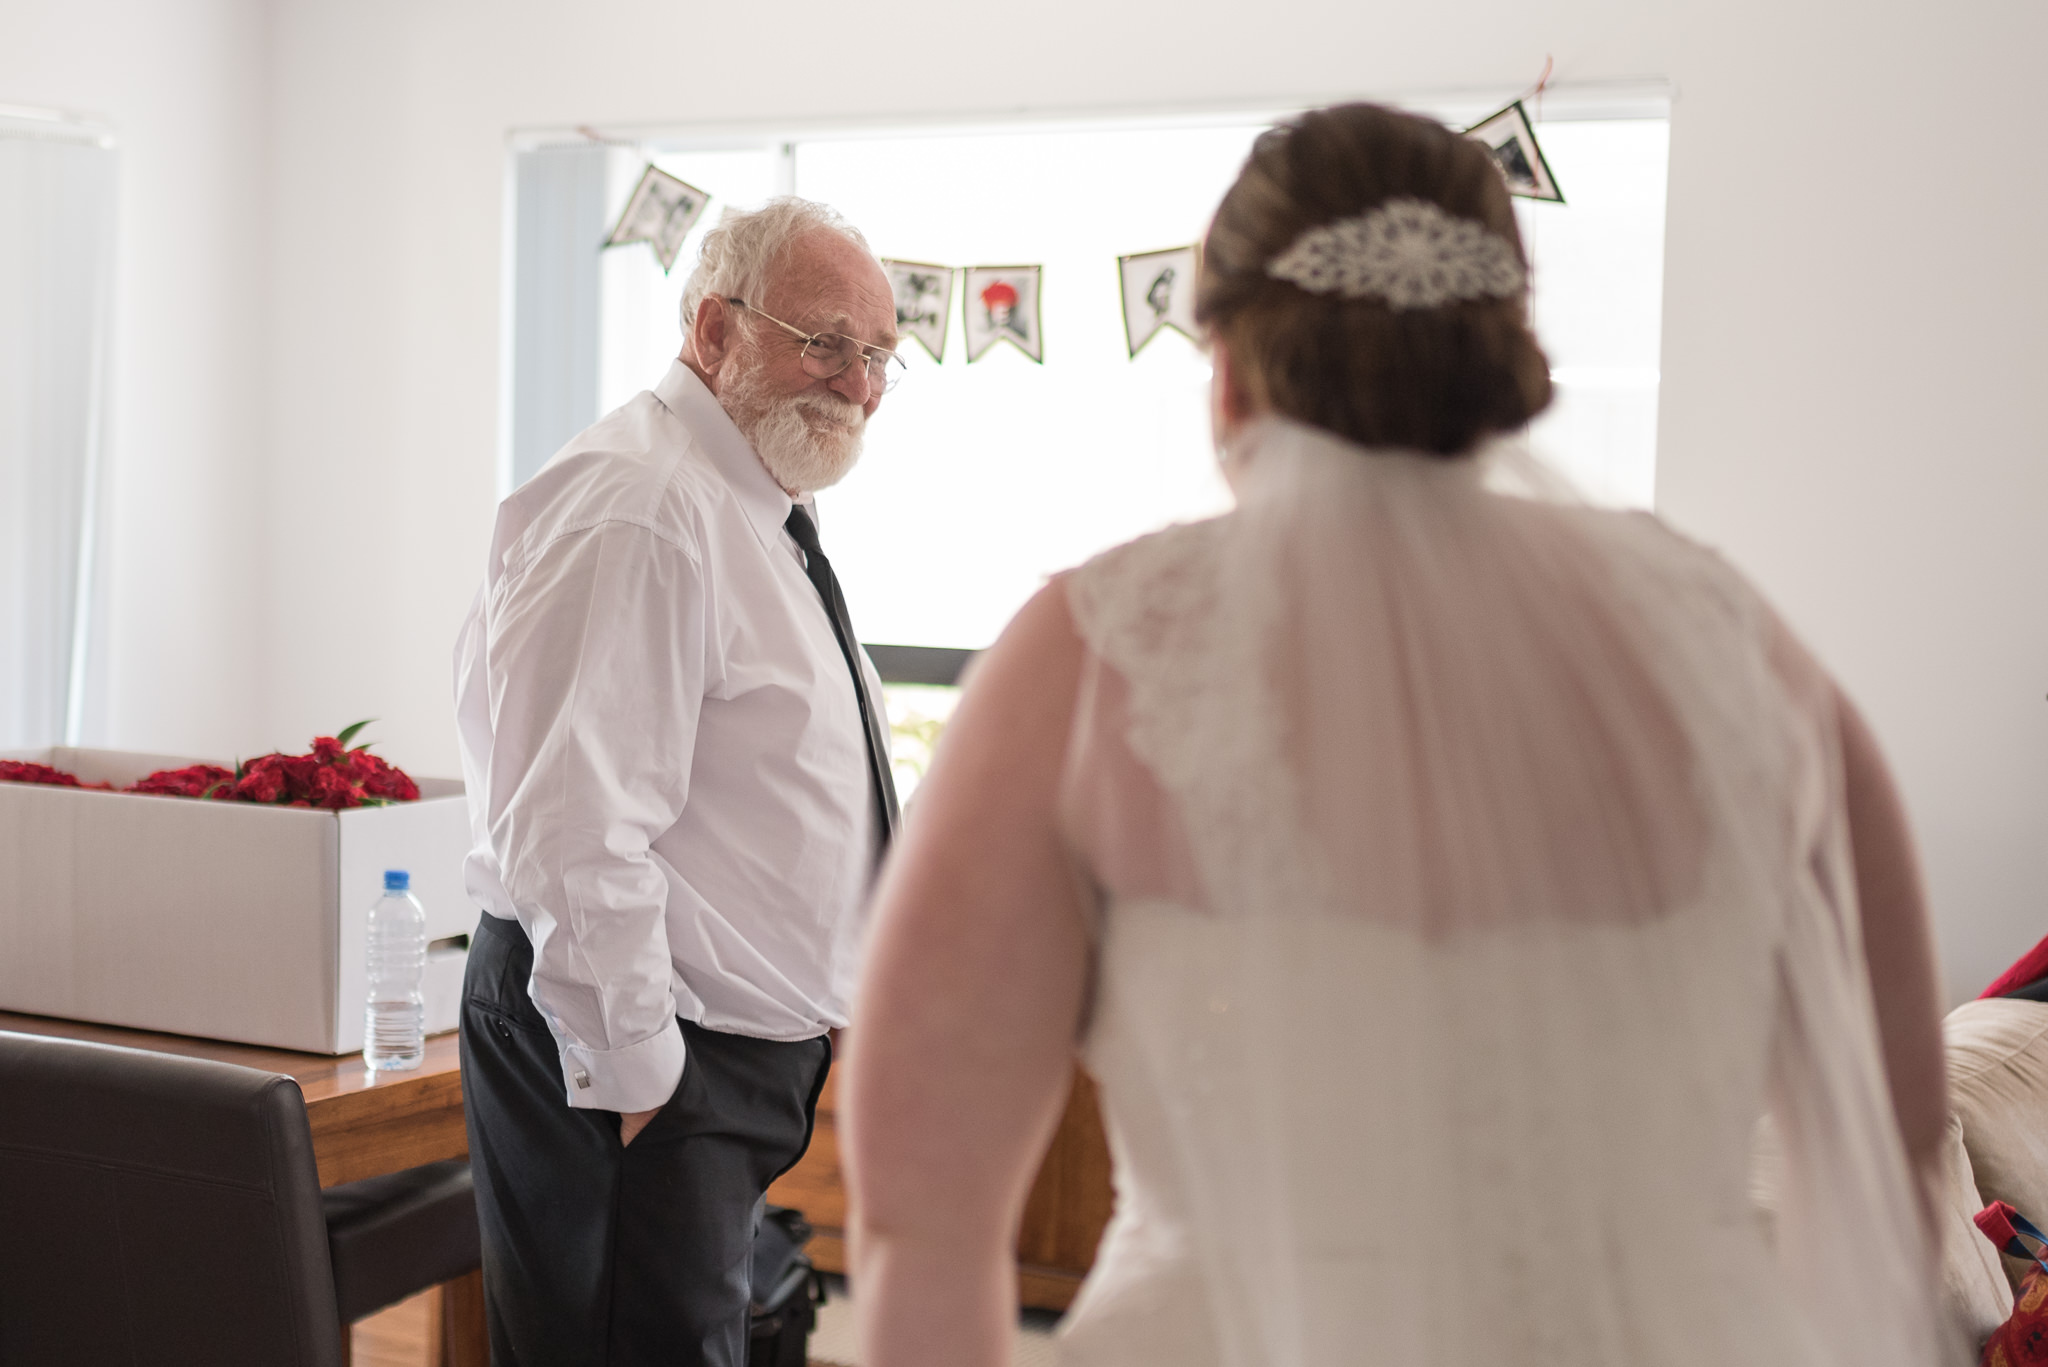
[749,1205,822,1367]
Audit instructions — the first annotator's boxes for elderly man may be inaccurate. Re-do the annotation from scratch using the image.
[453,198,902,1366]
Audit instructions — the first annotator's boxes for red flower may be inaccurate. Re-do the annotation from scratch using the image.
[347,749,421,801]
[0,761,85,787]
[232,765,285,804]
[308,766,361,810]
[127,764,235,798]
[312,736,345,763]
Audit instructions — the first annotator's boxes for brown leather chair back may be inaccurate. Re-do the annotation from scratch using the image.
[0,1030,343,1366]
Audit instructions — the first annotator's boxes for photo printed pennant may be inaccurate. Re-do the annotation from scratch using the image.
[882,259,955,361]
[961,265,1044,363]
[604,165,713,272]
[1464,101,1564,203]
[1118,245,1201,357]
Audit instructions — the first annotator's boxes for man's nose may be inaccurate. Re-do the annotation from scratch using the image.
[828,359,875,407]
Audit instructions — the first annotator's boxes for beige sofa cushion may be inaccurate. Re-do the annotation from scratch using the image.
[1935,1110,2016,1343]
[1749,1108,2011,1345]
[1946,997,2048,1293]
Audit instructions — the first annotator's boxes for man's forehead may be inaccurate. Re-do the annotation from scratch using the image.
[820,309,898,350]
[769,264,898,348]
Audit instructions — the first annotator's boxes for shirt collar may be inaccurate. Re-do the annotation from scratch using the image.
[652,360,794,555]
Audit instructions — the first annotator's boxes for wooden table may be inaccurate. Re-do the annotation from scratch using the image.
[768,1059,1116,1311]
[0,1011,483,1365]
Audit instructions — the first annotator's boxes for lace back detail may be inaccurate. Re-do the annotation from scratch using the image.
[1067,517,1323,924]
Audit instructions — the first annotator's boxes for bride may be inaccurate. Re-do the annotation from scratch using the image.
[841,102,1953,1366]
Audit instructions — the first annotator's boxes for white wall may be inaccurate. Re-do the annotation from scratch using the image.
[0,0,273,761]
[8,0,2043,1004]
[1651,8,2048,1005]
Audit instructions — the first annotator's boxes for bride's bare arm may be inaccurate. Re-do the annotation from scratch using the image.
[1762,607,1945,1241]
[844,580,1094,1367]
[1835,684,1948,1234]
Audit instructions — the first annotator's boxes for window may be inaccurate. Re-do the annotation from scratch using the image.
[0,108,116,749]
[579,107,1668,663]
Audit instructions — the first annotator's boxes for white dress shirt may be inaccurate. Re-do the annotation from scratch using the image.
[453,361,881,1113]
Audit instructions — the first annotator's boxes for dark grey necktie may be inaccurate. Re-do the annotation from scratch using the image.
[784,505,901,851]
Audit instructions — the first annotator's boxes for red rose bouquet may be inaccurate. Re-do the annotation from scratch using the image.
[218,726,421,809]
[0,722,420,810]
[167,721,421,809]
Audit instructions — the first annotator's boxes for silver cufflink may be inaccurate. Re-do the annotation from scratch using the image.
[574,1069,591,1089]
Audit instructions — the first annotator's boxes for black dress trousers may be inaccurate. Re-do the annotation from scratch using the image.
[459,912,831,1367]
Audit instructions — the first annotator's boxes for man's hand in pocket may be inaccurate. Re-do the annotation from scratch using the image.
[619,1107,661,1146]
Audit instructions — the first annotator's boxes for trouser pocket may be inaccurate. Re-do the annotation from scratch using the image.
[463,913,553,1036]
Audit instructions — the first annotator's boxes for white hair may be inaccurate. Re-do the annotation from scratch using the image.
[678,197,873,338]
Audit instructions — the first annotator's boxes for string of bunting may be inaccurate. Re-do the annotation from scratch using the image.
[583,125,715,274]
[596,72,1563,343]
[1463,58,1565,203]
[1118,246,1200,357]
[604,164,714,273]
[882,255,1197,364]
[1464,99,1563,203]
[881,261,1049,363]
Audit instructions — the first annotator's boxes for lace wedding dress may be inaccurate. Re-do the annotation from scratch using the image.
[1051,417,1950,1367]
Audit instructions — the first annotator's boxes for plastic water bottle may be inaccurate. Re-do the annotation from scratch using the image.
[364,869,426,1071]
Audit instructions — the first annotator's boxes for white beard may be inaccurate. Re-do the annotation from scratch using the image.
[720,348,867,494]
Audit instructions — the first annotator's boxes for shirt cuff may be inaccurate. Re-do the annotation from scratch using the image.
[555,1018,686,1113]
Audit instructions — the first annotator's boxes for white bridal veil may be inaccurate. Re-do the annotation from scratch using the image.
[1059,416,1953,1367]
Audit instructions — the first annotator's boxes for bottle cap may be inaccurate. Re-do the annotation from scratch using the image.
[384,869,410,892]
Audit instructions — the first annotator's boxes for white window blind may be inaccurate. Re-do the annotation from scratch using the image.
[0,110,116,748]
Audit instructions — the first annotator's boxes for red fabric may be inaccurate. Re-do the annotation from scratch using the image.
[1981,933,2048,999]
[1983,1270,2048,1364]
[1981,1201,2024,1253]
[1978,1202,2048,1364]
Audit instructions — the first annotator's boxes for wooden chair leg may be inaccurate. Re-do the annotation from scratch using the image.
[435,1268,488,1367]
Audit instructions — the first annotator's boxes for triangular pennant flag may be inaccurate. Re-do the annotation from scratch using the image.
[961,265,1044,363]
[1118,245,1201,357]
[604,165,713,273]
[882,259,955,362]
[1465,101,1564,204]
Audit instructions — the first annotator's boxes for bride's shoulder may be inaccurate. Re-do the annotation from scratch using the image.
[1560,503,1735,577]
[1069,516,1237,599]
[1063,515,1235,647]
[1566,505,1774,632]
[1075,514,1234,576]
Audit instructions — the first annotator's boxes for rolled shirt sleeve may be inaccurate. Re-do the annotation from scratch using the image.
[481,519,706,1112]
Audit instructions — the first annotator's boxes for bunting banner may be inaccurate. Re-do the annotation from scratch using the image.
[882,259,955,361]
[604,165,713,272]
[1118,245,1201,357]
[962,265,1044,363]
[1465,101,1564,203]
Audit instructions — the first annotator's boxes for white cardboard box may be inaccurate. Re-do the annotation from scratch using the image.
[0,746,475,1054]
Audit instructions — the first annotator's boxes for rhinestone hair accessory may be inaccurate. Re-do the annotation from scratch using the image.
[1264,197,1526,310]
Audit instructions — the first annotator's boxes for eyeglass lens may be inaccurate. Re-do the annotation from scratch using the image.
[800,335,900,391]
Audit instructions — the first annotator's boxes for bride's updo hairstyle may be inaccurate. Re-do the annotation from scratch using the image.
[1198,103,1552,457]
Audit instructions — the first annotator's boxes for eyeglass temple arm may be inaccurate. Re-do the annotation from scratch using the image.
[729,296,902,368]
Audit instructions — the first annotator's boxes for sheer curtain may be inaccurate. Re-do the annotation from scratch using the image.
[0,112,116,749]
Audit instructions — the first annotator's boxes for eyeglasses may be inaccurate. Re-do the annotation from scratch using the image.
[726,297,906,394]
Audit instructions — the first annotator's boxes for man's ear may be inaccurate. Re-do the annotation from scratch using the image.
[689,295,733,376]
